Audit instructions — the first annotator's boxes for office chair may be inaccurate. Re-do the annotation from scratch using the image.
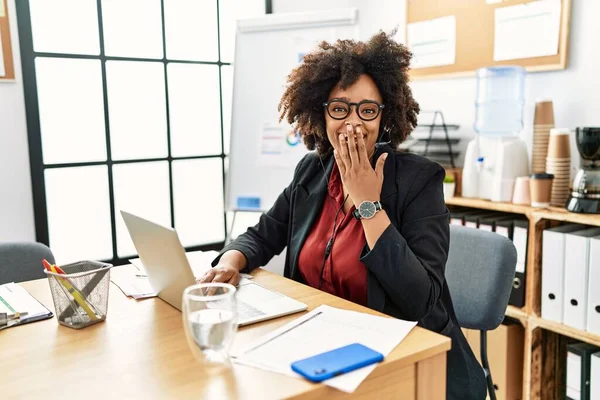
[445,225,518,400]
[0,242,55,284]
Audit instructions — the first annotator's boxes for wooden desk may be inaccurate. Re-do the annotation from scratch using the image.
[0,268,450,399]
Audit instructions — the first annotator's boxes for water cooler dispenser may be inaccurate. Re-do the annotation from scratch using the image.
[462,66,530,202]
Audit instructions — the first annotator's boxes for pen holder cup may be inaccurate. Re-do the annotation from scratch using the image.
[45,261,113,329]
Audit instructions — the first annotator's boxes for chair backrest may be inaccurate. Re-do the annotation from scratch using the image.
[445,225,517,331]
[0,242,55,284]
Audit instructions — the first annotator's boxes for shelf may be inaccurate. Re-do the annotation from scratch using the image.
[415,138,460,144]
[506,305,528,323]
[534,207,600,227]
[530,316,600,347]
[445,197,532,215]
[446,197,600,226]
[416,124,460,130]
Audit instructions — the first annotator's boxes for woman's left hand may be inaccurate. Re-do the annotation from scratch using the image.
[334,124,388,206]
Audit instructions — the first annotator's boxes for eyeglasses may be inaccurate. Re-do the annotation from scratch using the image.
[323,98,385,121]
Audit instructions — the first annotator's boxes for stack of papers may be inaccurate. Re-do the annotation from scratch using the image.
[233,305,417,393]
[111,250,253,299]
[0,282,53,330]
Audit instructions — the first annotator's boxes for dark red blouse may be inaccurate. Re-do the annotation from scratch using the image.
[297,164,368,306]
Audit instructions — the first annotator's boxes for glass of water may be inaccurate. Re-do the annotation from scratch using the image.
[182,283,238,368]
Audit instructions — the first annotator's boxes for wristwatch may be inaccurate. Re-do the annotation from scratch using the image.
[352,200,383,220]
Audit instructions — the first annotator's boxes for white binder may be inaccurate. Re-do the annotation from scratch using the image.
[541,224,586,323]
[563,228,600,331]
[592,351,600,400]
[586,236,600,335]
[512,221,528,276]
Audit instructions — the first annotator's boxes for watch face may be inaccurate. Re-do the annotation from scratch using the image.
[359,201,377,219]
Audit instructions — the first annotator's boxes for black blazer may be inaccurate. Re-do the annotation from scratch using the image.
[215,144,486,399]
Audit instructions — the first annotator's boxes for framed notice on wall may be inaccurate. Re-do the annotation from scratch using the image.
[406,0,572,80]
[0,0,15,80]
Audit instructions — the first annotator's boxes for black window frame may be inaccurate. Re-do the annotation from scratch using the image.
[15,0,272,266]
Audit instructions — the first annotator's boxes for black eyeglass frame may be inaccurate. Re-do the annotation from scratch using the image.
[322,98,385,121]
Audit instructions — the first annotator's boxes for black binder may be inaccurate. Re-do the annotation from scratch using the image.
[566,343,599,400]
[509,218,528,308]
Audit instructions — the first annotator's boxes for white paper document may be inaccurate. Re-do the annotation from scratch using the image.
[407,16,456,69]
[494,0,561,61]
[0,282,53,329]
[0,30,5,77]
[233,305,417,393]
[111,250,252,299]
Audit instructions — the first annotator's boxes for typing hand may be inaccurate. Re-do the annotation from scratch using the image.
[197,263,241,287]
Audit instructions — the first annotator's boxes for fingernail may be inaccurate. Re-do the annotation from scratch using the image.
[339,134,344,141]
[384,153,389,160]
[347,124,353,132]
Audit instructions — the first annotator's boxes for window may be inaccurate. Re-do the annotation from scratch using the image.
[16,0,270,264]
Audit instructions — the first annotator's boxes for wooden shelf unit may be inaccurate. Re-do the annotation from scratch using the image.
[446,197,600,227]
[446,196,600,400]
[506,305,529,325]
[530,316,600,348]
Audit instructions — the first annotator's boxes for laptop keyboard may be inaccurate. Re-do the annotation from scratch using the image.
[237,301,266,320]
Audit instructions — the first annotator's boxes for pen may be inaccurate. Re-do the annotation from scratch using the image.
[243,311,323,355]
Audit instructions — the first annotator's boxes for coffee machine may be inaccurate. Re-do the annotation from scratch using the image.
[567,127,600,213]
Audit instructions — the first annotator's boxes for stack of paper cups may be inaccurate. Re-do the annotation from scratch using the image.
[532,100,555,173]
[546,128,571,207]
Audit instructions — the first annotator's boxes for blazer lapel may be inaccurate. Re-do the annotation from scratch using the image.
[288,156,332,280]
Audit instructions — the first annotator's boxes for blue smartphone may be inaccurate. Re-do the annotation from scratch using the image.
[291,343,384,382]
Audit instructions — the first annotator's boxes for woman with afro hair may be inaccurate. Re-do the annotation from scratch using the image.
[203,31,486,399]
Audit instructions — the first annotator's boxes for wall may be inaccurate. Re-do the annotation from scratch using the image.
[273,0,598,174]
[0,0,35,242]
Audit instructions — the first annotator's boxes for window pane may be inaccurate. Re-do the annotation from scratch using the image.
[228,211,260,240]
[219,0,265,63]
[45,166,112,264]
[220,65,233,154]
[168,63,221,157]
[30,0,100,55]
[113,161,171,257]
[173,158,225,247]
[164,0,218,61]
[106,61,168,160]
[36,57,107,164]
[101,0,163,59]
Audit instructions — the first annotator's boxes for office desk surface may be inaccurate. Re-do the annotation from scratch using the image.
[0,267,450,399]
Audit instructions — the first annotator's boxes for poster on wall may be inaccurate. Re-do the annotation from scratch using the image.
[407,16,456,69]
[258,121,307,167]
[494,0,561,61]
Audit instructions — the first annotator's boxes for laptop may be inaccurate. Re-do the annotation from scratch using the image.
[120,211,307,326]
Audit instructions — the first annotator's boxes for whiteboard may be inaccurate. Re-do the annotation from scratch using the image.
[226,9,359,212]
